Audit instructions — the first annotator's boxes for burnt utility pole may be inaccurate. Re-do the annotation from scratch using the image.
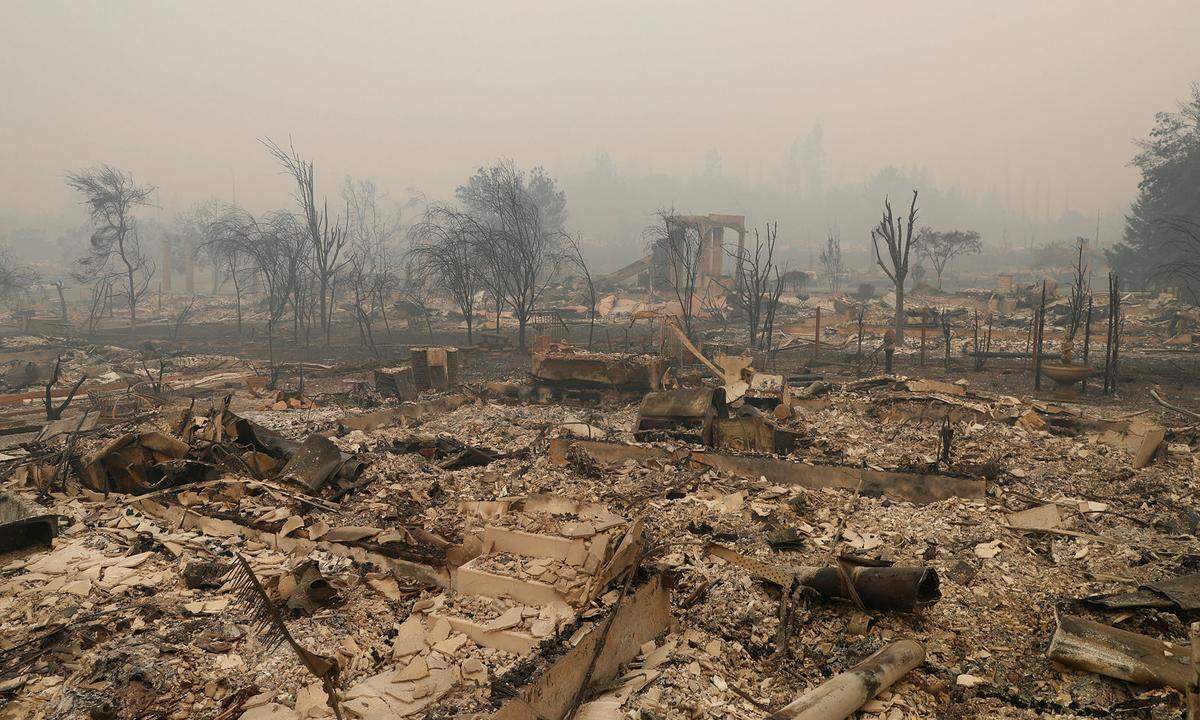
[940,310,952,371]
[855,305,866,376]
[919,309,928,367]
[1103,273,1121,395]
[1033,281,1047,391]
[1081,297,1092,394]
[972,309,981,372]
[883,329,896,375]
[813,307,821,362]
[981,313,993,371]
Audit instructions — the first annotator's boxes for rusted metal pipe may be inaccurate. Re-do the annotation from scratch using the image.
[770,640,925,720]
[1048,613,1192,692]
[801,564,940,611]
[706,544,940,612]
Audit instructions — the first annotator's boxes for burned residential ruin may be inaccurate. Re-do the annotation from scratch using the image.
[3,5,1200,719]
[0,257,1198,720]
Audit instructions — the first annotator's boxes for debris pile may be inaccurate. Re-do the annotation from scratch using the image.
[0,309,1198,719]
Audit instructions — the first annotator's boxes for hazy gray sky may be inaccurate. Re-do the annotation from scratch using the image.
[3,0,1198,224]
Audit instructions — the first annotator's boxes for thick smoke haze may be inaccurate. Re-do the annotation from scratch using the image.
[2,0,1198,268]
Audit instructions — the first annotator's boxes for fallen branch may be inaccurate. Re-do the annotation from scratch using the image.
[1151,388,1200,422]
[1002,525,1121,545]
[116,476,340,512]
[44,356,86,421]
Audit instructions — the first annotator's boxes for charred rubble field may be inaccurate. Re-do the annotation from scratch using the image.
[0,299,1199,720]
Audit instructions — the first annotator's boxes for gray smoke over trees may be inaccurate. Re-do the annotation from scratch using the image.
[1108,83,1200,300]
[916,228,982,290]
[0,247,38,310]
[65,165,157,340]
[560,150,1111,278]
[454,160,566,349]
[819,231,845,292]
[343,177,404,347]
[407,203,483,345]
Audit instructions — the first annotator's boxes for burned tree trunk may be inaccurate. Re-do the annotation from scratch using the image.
[870,191,919,344]
[44,356,86,421]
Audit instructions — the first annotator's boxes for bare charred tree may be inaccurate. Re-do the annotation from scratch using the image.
[645,208,703,341]
[66,165,157,340]
[278,216,312,345]
[370,248,402,335]
[563,233,597,349]
[345,236,391,351]
[457,161,563,349]
[762,270,786,354]
[1103,273,1122,394]
[819,230,845,292]
[44,356,86,421]
[343,178,402,348]
[263,139,350,345]
[210,209,295,370]
[476,235,508,334]
[79,273,117,336]
[266,217,305,365]
[204,209,252,336]
[343,178,403,334]
[917,228,982,290]
[223,242,249,336]
[780,269,809,294]
[408,204,483,345]
[871,190,920,344]
[50,280,69,321]
[171,297,198,340]
[346,248,381,357]
[177,199,226,294]
[399,264,437,343]
[0,248,39,311]
[723,221,785,350]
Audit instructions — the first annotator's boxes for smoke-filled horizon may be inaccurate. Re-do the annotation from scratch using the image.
[2,0,1197,269]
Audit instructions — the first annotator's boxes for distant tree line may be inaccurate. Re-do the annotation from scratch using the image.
[60,143,592,357]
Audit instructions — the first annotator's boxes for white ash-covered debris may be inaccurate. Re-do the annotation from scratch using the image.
[0,349,1198,720]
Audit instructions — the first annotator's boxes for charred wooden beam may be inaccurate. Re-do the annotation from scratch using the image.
[547,438,984,505]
